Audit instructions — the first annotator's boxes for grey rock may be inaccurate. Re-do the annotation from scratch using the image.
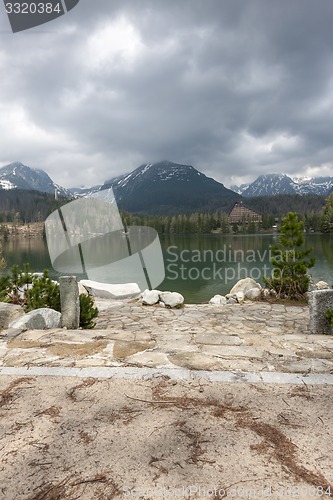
[0,303,25,331]
[142,289,161,305]
[315,281,330,290]
[209,294,227,305]
[245,288,262,300]
[159,291,184,308]
[40,308,62,328]
[229,278,262,296]
[227,297,238,304]
[9,308,61,330]
[236,291,245,304]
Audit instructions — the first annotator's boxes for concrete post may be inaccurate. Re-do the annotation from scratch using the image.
[59,276,80,329]
[308,290,333,335]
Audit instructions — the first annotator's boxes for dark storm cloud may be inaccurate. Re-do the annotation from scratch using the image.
[0,0,333,188]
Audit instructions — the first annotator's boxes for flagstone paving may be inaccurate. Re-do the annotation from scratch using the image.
[1,299,333,374]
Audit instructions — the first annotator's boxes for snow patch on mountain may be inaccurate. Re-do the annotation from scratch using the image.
[0,162,71,197]
[242,174,296,197]
[99,160,239,214]
[0,179,16,190]
[234,173,333,197]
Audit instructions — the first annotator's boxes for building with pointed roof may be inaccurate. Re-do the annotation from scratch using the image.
[228,202,262,224]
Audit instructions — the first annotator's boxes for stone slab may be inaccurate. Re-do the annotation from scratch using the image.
[195,333,243,345]
[80,280,141,299]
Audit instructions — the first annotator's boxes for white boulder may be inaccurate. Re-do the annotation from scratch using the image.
[236,291,245,304]
[142,289,161,305]
[229,278,262,296]
[159,291,184,308]
[9,308,61,330]
[79,280,141,299]
[315,281,330,290]
[245,288,262,301]
[209,294,227,305]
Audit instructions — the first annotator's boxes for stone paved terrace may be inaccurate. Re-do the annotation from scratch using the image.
[1,300,333,374]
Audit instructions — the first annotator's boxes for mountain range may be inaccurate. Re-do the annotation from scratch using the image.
[100,160,239,214]
[0,161,332,216]
[0,162,71,197]
[231,173,333,197]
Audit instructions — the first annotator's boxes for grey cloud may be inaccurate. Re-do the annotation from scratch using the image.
[0,0,333,188]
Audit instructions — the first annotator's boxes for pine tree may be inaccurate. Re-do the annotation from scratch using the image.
[321,194,333,233]
[264,212,316,299]
[79,294,99,329]
[25,270,61,312]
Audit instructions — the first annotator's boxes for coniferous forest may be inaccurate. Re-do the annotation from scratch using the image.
[0,190,69,224]
[0,189,330,235]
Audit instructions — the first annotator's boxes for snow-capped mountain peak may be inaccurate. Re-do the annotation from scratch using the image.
[233,173,333,197]
[241,173,296,197]
[292,176,313,184]
[0,161,71,197]
[101,160,239,214]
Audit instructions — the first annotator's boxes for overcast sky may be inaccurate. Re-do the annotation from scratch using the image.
[1,0,333,189]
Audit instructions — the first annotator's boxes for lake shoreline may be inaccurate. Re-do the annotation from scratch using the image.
[1,231,332,303]
[0,222,44,238]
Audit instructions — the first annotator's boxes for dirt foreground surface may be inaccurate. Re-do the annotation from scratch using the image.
[0,374,332,500]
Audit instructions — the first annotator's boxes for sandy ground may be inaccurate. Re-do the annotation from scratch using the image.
[0,375,332,500]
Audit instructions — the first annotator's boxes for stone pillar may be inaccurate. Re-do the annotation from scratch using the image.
[308,290,333,335]
[59,276,80,329]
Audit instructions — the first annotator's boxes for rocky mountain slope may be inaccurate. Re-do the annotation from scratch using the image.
[0,162,71,197]
[101,160,240,214]
[232,173,333,197]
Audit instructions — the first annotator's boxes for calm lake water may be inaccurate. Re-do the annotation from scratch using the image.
[1,233,333,303]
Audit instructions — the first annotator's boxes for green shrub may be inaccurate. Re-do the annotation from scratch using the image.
[26,269,61,312]
[0,263,33,306]
[325,309,333,331]
[79,294,99,329]
[0,264,98,328]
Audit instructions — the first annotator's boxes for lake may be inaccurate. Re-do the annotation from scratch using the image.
[1,233,333,303]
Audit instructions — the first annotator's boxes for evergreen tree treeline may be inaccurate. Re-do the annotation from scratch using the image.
[321,193,333,233]
[121,210,324,235]
[0,189,69,224]
[0,190,328,234]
